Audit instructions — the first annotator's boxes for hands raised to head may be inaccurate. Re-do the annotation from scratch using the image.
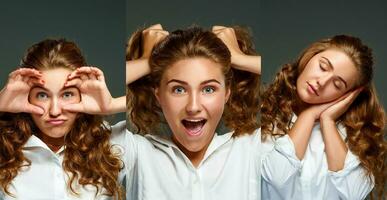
[212,25,261,74]
[0,68,45,114]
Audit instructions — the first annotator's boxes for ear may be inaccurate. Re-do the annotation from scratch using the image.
[225,87,231,103]
[154,87,161,104]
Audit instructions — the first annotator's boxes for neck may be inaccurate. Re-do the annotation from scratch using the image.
[35,132,65,153]
[293,95,310,116]
[172,136,211,168]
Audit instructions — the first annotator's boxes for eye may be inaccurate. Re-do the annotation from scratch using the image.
[172,86,186,94]
[333,80,343,90]
[319,63,327,71]
[202,86,216,94]
[62,91,74,99]
[36,92,48,100]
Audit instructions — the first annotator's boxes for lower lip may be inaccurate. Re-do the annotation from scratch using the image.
[307,84,318,96]
[47,120,65,125]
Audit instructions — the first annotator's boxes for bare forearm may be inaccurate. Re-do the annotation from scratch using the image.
[232,54,261,74]
[108,96,126,114]
[288,112,315,160]
[320,118,347,171]
[126,59,150,84]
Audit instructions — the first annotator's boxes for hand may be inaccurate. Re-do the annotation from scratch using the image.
[0,68,44,114]
[212,25,261,74]
[320,88,362,121]
[302,89,361,121]
[126,24,169,84]
[212,26,244,59]
[141,24,169,59]
[62,66,115,115]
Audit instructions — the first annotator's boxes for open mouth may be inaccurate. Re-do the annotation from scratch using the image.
[181,119,207,136]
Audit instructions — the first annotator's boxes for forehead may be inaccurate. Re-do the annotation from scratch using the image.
[315,49,359,88]
[39,68,73,91]
[162,57,225,84]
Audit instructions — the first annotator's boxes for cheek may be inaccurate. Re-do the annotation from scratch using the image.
[159,95,184,119]
[324,87,346,101]
[203,96,226,116]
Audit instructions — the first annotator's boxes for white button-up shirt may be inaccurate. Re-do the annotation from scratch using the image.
[1,121,127,200]
[117,128,261,200]
[261,115,373,200]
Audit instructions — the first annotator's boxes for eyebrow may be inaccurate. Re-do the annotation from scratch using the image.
[166,79,222,85]
[321,56,348,89]
[31,85,78,91]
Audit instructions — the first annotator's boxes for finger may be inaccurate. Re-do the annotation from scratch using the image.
[67,67,91,79]
[9,68,42,80]
[22,76,29,82]
[64,77,83,88]
[27,77,45,87]
[89,67,105,81]
[80,73,89,81]
[76,66,94,74]
[145,24,163,31]
[145,29,169,37]
[89,73,97,80]
[26,104,44,115]
[62,103,84,113]
[342,89,361,104]
[212,25,226,31]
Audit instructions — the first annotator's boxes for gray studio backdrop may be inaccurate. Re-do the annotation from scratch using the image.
[0,0,126,123]
[126,0,261,134]
[258,0,387,108]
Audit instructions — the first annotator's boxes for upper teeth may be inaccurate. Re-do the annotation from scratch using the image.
[185,119,203,122]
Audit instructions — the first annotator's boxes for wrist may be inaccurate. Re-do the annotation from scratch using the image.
[320,115,336,124]
[108,96,126,114]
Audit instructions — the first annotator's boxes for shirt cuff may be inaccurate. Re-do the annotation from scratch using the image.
[328,150,361,177]
[274,135,303,170]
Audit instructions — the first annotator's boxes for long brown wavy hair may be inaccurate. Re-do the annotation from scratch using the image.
[0,39,123,199]
[127,26,260,137]
[261,35,386,199]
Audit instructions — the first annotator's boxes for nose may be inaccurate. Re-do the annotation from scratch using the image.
[317,73,332,88]
[185,93,202,115]
[49,98,62,117]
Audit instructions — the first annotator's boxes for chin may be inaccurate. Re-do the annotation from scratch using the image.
[43,128,69,138]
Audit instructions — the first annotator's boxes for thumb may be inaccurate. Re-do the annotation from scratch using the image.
[26,105,44,115]
[62,103,84,113]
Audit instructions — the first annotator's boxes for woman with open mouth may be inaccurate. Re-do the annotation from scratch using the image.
[126,24,261,200]
[0,39,126,199]
[260,35,386,200]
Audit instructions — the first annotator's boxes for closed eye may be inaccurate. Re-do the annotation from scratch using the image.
[319,62,327,71]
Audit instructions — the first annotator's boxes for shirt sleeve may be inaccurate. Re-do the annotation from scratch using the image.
[328,150,374,200]
[109,121,138,176]
[261,134,302,191]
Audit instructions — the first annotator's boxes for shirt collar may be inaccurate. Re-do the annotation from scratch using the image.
[24,135,65,154]
[145,131,234,155]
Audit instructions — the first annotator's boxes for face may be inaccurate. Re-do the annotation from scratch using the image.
[29,68,80,138]
[296,48,359,104]
[155,58,230,154]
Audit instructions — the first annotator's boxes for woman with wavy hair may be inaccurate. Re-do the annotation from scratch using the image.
[126,24,261,199]
[0,39,126,199]
[261,35,386,200]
